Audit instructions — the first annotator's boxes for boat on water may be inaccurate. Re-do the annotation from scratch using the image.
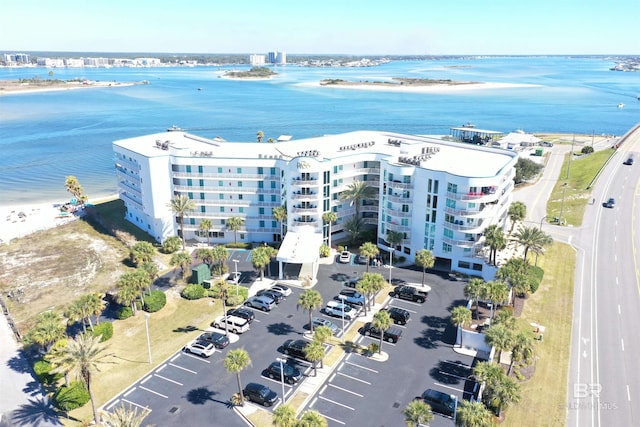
[618,103,625,108]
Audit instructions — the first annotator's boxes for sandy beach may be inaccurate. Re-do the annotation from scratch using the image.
[307,80,542,93]
[0,80,138,96]
[0,195,117,244]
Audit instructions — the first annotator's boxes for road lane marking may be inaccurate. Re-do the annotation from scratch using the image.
[620,338,624,351]
[627,385,631,401]
[319,395,355,410]
[337,372,371,385]
[169,363,197,374]
[345,361,378,373]
[618,305,621,314]
[139,386,168,398]
[155,374,183,386]
[328,383,363,397]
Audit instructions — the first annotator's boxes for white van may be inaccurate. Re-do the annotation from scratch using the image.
[212,314,250,334]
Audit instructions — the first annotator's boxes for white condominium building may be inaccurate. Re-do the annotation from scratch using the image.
[113,130,518,280]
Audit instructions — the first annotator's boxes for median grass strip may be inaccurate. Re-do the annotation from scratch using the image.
[503,242,575,427]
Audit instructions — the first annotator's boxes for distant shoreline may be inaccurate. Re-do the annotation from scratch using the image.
[0,79,144,96]
[311,79,541,93]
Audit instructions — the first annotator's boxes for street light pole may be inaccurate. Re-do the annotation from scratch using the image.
[338,295,346,343]
[144,313,152,364]
[233,259,240,296]
[276,357,286,403]
[559,183,568,225]
[388,246,394,284]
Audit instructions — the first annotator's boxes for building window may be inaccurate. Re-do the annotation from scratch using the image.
[272,221,277,228]
[258,181,264,189]
[271,195,277,202]
[444,228,453,238]
[199,179,204,187]
[447,182,457,193]
[200,193,205,200]
[218,167,223,173]
[218,180,223,187]
[403,176,411,184]
[220,207,225,213]
[271,168,276,175]
[237,168,242,173]
[402,204,409,212]
[186,165,191,173]
[401,218,409,227]
[201,206,205,213]
[442,242,452,253]
[259,195,264,202]
[259,208,265,215]
[271,181,276,188]
[240,233,245,240]
[238,181,242,187]
[258,167,263,174]
[259,220,265,228]
[433,180,439,193]
[198,165,203,173]
[458,261,471,269]
[239,207,244,213]
[219,194,224,199]
[473,263,483,271]
[238,194,243,200]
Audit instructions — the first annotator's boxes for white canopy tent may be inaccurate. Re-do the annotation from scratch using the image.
[276,229,324,281]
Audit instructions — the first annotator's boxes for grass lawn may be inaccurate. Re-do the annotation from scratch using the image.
[66,293,222,424]
[546,148,615,226]
[503,242,575,427]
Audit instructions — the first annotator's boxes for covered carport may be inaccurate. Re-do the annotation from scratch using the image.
[276,230,323,282]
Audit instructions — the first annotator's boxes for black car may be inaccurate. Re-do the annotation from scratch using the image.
[197,331,230,349]
[343,277,361,288]
[281,339,310,360]
[243,382,278,407]
[415,389,456,416]
[257,289,284,304]
[227,307,255,323]
[265,361,303,384]
[604,197,615,208]
[361,322,403,343]
[382,307,410,325]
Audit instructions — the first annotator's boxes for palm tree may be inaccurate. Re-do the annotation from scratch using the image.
[85,293,106,326]
[485,323,515,364]
[169,251,193,277]
[101,402,150,427]
[140,261,160,285]
[464,278,486,320]
[272,403,297,427]
[343,217,366,243]
[356,279,373,316]
[251,246,271,280]
[455,399,495,427]
[116,283,139,315]
[512,225,553,262]
[210,244,230,275]
[226,216,244,244]
[313,325,333,346]
[473,361,504,396]
[224,348,251,405]
[484,281,510,320]
[297,410,328,427]
[322,211,338,248]
[48,334,114,425]
[495,258,531,303]
[297,290,323,334]
[483,225,506,266]
[386,230,403,270]
[508,331,535,376]
[304,340,326,375]
[372,310,392,354]
[451,306,472,348]
[489,375,521,416]
[129,242,156,266]
[415,249,435,286]
[199,218,213,246]
[507,201,527,235]
[216,279,231,336]
[256,130,264,142]
[25,311,66,353]
[64,175,88,204]
[65,299,89,333]
[272,205,287,241]
[340,180,377,217]
[403,399,433,427]
[359,241,379,273]
[167,195,196,251]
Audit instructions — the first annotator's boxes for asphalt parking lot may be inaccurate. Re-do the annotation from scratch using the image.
[105,250,479,426]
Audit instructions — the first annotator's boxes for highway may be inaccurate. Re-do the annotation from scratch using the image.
[567,124,640,427]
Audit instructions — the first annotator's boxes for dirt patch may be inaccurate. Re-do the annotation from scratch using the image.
[0,219,129,333]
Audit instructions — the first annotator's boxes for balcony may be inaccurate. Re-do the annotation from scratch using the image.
[445,220,485,233]
[292,205,317,213]
[291,191,317,200]
[115,166,139,181]
[387,194,411,203]
[174,185,280,194]
[442,235,483,249]
[291,177,318,186]
[387,180,414,190]
[334,167,381,177]
[118,180,141,195]
[173,172,279,180]
[386,207,411,218]
[446,189,500,202]
[119,191,143,211]
[386,222,411,233]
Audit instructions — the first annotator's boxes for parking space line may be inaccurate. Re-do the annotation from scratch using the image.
[169,363,198,374]
[319,395,355,410]
[438,370,470,381]
[104,399,121,411]
[155,373,183,386]
[321,412,346,425]
[434,382,464,393]
[261,376,293,388]
[328,383,364,397]
[123,387,136,397]
[139,386,168,398]
[170,354,181,362]
[361,336,396,346]
[345,360,378,373]
[320,385,327,395]
[391,298,424,307]
[337,372,371,385]
[121,398,151,412]
[141,375,152,384]
[182,352,212,363]
[156,363,168,373]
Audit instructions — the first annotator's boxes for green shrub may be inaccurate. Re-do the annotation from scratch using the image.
[529,278,540,294]
[33,359,62,385]
[117,306,133,320]
[143,290,166,312]
[53,381,90,411]
[337,245,345,253]
[162,236,182,253]
[581,146,594,154]
[319,244,331,257]
[225,242,251,249]
[181,284,206,300]
[90,322,114,342]
[225,294,246,307]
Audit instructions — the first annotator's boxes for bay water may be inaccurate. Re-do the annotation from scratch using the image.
[1,56,639,205]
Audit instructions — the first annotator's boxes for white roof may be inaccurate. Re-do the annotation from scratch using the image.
[498,132,541,144]
[276,230,323,264]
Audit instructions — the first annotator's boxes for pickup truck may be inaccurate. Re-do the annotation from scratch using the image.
[392,285,428,303]
[362,322,403,343]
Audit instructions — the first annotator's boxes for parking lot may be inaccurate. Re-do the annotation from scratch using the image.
[104,250,480,426]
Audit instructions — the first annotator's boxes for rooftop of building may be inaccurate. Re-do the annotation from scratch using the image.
[114,129,517,178]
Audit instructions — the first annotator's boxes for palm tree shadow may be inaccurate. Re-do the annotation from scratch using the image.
[8,396,63,426]
[185,387,232,408]
[6,351,33,374]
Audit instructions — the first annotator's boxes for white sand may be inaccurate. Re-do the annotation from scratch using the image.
[0,195,117,244]
[303,81,542,93]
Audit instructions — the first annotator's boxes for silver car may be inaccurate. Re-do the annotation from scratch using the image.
[324,301,355,320]
[245,295,275,311]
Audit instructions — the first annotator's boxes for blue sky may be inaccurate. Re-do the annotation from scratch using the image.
[2,0,638,55]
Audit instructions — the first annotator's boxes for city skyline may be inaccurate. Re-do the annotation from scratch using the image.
[1,0,639,55]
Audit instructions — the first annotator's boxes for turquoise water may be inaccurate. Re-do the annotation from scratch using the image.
[1,56,639,205]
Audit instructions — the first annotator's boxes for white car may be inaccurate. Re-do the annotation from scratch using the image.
[270,283,292,297]
[339,251,351,264]
[184,340,216,358]
[324,301,355,320]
